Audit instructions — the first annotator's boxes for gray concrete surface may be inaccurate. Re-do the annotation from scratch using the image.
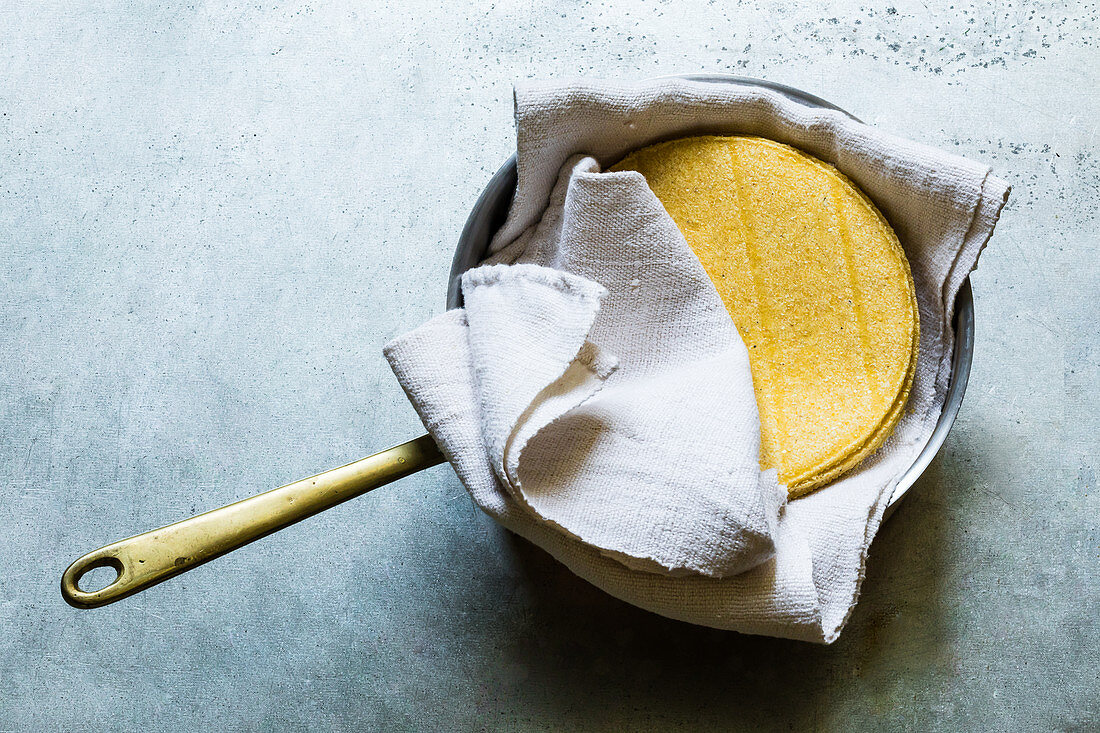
[1,1,1097,730]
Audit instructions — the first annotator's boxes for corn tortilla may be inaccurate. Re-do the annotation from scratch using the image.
[610,135,919,497]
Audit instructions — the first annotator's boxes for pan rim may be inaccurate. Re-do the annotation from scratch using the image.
[447,73,974,515]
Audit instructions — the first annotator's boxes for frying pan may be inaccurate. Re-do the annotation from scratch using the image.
[60,75,975,609]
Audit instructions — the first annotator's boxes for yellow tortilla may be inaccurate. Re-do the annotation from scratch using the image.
[610,135,919,497]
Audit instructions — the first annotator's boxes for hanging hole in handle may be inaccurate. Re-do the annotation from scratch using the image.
[75,556,124,593]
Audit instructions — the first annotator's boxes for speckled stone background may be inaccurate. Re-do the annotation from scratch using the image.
[2,1,1097,730]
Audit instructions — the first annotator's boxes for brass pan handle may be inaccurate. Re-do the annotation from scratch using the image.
[61,434,444,609]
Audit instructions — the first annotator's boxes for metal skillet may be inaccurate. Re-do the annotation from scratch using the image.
[61,75,975,609]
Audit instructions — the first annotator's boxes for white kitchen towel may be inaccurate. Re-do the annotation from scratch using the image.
[384,78,1009,643]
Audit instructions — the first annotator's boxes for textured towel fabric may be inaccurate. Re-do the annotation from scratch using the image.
[384,79,1009,643]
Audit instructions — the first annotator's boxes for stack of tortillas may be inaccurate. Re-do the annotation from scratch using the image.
[611,135,919,498]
